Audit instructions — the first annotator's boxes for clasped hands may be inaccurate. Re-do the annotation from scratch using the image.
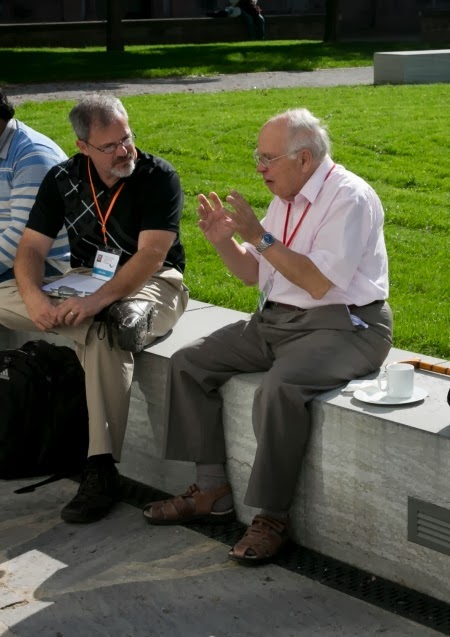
[26,292,106,331]
[198,191,263,246]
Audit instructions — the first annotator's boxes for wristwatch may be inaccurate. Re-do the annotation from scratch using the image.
[255,232,275,254]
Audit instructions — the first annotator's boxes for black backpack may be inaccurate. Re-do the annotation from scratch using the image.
[0,339,88,485]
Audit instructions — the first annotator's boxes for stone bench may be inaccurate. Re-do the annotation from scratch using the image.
[1,299,449,604]
[123,299,450,604]
[374,49,450,84]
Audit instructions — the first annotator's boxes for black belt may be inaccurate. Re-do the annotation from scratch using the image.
[265,300,384,312]
[265,301,305,311]
[348,300,384,311]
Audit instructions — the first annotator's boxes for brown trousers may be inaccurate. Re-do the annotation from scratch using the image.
[0,267,188,461]
[164,302,392,511]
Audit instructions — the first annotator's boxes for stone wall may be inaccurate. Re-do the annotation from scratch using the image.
[0,0,323,22]
[420,9,450,41]
[0,14,325,47]
[1,10,448,46]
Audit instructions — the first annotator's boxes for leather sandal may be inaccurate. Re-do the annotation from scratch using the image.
[228,515,289,565]
[143,483,235,525]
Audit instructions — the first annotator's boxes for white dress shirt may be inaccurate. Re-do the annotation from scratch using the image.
[244,155,389,308]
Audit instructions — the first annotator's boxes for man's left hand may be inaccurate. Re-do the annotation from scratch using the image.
[56,295,107,327]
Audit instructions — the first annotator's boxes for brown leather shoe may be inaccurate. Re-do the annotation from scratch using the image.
[228,515,289,565]
[143,483,235,525]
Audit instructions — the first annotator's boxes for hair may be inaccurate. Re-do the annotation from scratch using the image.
[68,94,129,140]
[267,108,331,161]
[0,88,15,122]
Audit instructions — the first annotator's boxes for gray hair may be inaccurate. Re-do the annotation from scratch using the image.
[69,94,129,141]
[268,108,331,161]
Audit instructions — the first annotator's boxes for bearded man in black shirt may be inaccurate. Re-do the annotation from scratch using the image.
[0,94,188,523]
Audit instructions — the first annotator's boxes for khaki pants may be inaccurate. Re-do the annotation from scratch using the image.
[0,267,188,461]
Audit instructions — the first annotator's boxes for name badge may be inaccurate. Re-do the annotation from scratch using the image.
[257,271,274,312]
[92,246,122,281]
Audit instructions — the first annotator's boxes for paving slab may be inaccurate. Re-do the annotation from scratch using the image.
[0,478,442,637]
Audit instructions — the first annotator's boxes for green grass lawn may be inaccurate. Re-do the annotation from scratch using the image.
[0,40,441,84]
[15,84,450,359]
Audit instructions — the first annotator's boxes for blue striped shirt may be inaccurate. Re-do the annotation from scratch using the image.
[0,119,70,276]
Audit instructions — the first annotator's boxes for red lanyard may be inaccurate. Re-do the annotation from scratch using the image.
[282,163,336,248]
[88,158,125,245]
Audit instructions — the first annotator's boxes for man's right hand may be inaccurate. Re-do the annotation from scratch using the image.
[198,192,235,245]
[24,292,59,332]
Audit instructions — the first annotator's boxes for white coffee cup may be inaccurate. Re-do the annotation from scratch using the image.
[378,363,415,398]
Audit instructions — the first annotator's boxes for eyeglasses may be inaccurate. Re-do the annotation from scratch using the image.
[83,131,136,154]
[253,148,302,169]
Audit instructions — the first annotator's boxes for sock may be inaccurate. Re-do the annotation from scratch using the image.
[259,509,289,523]
[195,463,233,512]
[196,463,227,490]
[87,453,115,468]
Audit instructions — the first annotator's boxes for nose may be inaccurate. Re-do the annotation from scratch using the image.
[256,161,266,174]
[115,142,128,156]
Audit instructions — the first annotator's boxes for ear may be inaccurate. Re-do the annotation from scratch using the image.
[299,148,312,166]
[76,139,89,157]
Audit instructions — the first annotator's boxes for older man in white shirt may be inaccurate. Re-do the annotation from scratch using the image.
[143,107,393,565]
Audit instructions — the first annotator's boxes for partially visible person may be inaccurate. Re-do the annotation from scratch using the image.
[144,107,392,565]
[0,94,188,524]
[0,88,70,283]
[206,0,265,40]
[236,0,265,40]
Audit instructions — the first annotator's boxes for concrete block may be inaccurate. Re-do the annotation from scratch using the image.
[374,49,450,84]
[124,329,450,603]
[295,398,450,604]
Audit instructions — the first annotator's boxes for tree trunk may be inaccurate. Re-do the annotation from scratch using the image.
[324,0,339,42]
[106,0,124,52]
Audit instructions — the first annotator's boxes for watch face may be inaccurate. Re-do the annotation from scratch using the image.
[256,232,274,253]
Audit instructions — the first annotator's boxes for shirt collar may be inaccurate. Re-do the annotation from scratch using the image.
[292,154,334,206]
[0,119,17,159]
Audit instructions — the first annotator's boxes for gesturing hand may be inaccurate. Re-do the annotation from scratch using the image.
[197,192,235,245]
[198,190,264,246]
[225,190,264,244]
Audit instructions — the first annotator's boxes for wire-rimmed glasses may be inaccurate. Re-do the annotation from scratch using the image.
[253,148,302,168]
[83,131,136,154]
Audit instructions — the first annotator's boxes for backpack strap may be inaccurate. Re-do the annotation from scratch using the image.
[14,473,66,494]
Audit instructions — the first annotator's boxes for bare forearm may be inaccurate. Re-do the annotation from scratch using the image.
[261,240,332,299]
[15,245,47,302]
[215,237,259,286]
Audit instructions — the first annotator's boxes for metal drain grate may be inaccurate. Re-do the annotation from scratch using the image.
[120,477,450,636]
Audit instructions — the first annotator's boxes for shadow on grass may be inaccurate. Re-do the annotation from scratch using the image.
[1,40,437,85]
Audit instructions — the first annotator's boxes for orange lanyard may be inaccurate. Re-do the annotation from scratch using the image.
[88,158,125,245]
[282,163,336,248]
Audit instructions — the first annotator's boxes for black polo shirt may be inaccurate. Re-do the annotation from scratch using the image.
[27,150,185,273]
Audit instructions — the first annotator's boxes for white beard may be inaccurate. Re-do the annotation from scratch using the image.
[110,154,136,179]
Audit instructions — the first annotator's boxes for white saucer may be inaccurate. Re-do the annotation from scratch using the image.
[353,385,428,406]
